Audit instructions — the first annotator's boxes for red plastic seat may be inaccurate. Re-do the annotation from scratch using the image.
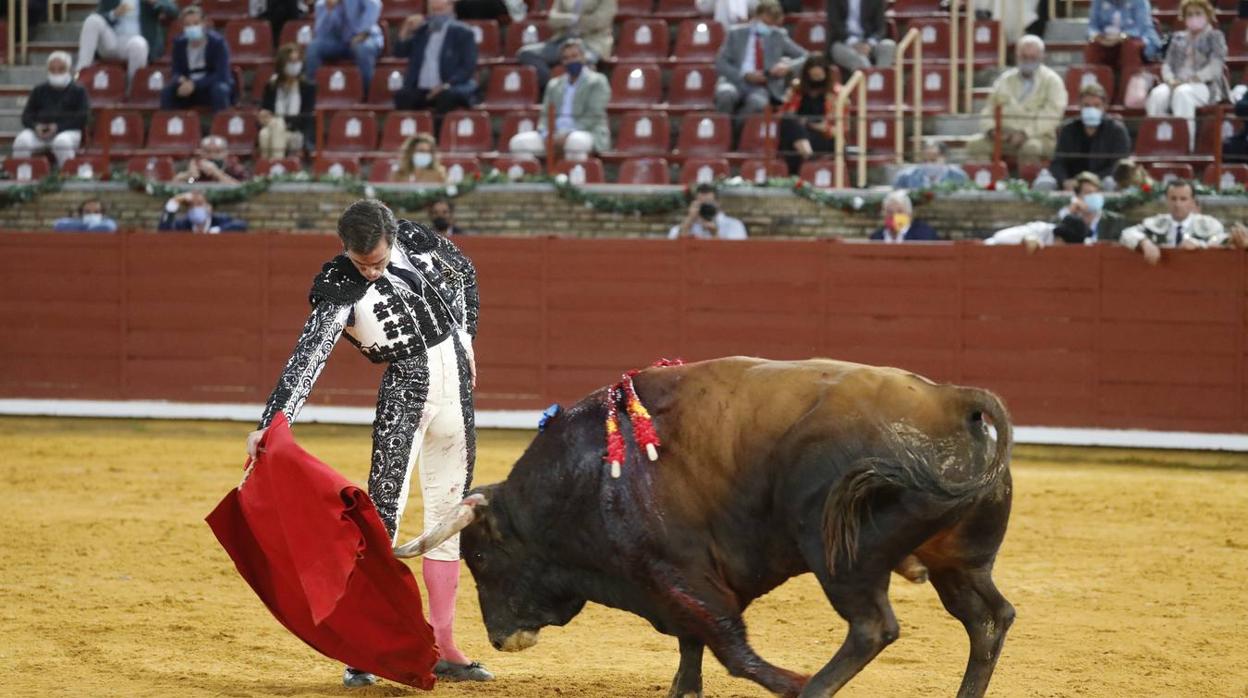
[368,156,402,182]
[224,19,273,64]
[856,67,895,111]
[255,156,304,176]
[324,110,380,153]
[962,161,1008,189]
[126,155,176,181]
[798,158,838,188]
[970,19,1002,67]
[368,65,407,108]
[618,156,670,184]
[145,110,200,156]
[1064,65,1115,110]
[90,110,144,157]
[679,157,729,185]
[441,154,482,183]
[889,0,944,18]
[614,19,668,62]
[737,113,779,156]
[481,64,539,112]
[654,0,700,19]
[62,155,111,180]
[667,65,716,111]
[380,0,424,22]
[493,154,543,180]
[202,0,249,19]
[1135,117,1191,157]
[1144,162,1195,183]
[672,20,724,63]
[439,110,494,152]
[553,157,606,184]
[279,19,315,48]
[464,20,502,62]
[918,65,954,113]
[615,0,653,18]
[128,66,170,108]
[316,66,364,108]
[1203,163,1248,189]
[908,19,953,64]
[380,111,435,150]
[613,111,671,155]
[79,64,126,108]
[499,109,541,145]
[505,20,553,55]
[740,158,788,183]
[314,156,362,178]
[675,112,731,157]
[210,108,258,153]
[3,157,51,182]
[608,64,663,111]
[789,18,829,53]
[1226,18,1248,68]
[249,65,275,105]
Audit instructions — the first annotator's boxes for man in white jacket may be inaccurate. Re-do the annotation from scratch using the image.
[1120,179,1227,264]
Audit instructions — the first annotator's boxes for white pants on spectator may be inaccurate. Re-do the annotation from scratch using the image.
[1145,82,1210,152]
[830,39,896,72]
[509,130,594,160]
[77,14,149,80]
[12,129,82,165]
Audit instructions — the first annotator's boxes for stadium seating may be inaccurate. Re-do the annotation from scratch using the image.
[737,114,780,157]
[3,157,51,182]
[127,155,177,181]
[62,155,110,180]
[674,112,732,158]
[505,20,553,55]
[224,19,273,65]
[962,161,1009,189]
[210,109,258,153]
[671,20,725,63]
[380,111,435,151]
[618,157,671,184]
[679,157,730,185]
[613,19,669,62]
[609,111,672,156]
[608,64,664,112]
[480,65,540,113]
[254,156,303,177]
[553,158,606,184]
[278,19,314,48]
[368,67,407,108]
[79,64,126,108]
[145,110,201,156]
[492,154,543,180]
[439,110,494,152]
[740,158,789,183]
[1203,163,1248,189]
[499,110,542,147]
[316,67,364,108]
[666,65,717,112]
[464,20,503,64]
[129,67,170,109]
[441,155,483,182]
[314,156,362,178]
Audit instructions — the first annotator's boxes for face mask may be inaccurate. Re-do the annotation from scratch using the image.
[1082,192,1105,213]
[1186,14,1207,32]
[1081,106,1103,127]
[183,24,205,42]
[82,212,104,226]
[428,14,451,31]
[754,21,772,36]
[1018,60,1040,77]
[48,72,71,89]
[188,206,210,226]
[432,217,451,232]
[412,152,433,169]
[284,61,302,77]
[887,212,911,232]
[565,61,583,79]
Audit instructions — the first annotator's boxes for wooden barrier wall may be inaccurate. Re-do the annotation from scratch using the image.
[2,232,1245,433]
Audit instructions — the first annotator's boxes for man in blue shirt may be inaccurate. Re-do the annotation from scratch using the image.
[305,0,383,98]
[161,5,235,112]
[54,198,118,232]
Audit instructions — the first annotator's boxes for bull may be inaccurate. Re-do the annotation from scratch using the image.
[396,357,1015,697]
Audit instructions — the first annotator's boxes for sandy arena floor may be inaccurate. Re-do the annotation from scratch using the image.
[1,417,1247,698]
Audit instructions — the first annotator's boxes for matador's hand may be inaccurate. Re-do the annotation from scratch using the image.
[246,428,268,458]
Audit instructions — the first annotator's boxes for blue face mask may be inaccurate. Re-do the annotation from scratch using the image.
[754,21,772,36]
[565,61,583,79]
[1082,192,1105,213]
[1080,106,1103,128]
[188,206,210,226]
[428,14,451,31]
[183,24,205,42]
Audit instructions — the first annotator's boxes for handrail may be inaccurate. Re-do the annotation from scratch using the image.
[6,0,15,65]
[964,1,975,117]
[950,0,959,112]
[1212,103,1226,187]
[893,27,923,165]
[21,0,28,64]
[833,69,867,189]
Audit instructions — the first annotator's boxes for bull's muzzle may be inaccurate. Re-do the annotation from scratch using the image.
[392,493,487,559]
[492,630,539,652]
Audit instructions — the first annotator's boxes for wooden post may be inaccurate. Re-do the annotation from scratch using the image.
[834,71,864,189]
[992,102,1002,165]
[1212,103,1226,189]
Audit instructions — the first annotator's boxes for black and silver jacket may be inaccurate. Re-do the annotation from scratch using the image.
[258,220,479,428]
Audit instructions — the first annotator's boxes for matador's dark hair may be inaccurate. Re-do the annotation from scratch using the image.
[337,199,397,254]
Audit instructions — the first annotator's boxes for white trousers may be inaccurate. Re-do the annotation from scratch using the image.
[1145,82,1210,152]
[509,129,594,160]
[77,14,149,80]
[12,129,82,165]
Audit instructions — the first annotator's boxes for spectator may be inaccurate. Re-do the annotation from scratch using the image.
[697,0,756,29]
[778,54,836,174]
[870,190,940,242]
[259,42,317,158]
[986,171,1125,249]
[76,0,178,80]
[393,0,479,119]
[304,0,383,98]
[1110,156,1154,191]
[827,0,894,73]
[174,136,249,183]
[159,192,248,233]
[428,197,471,235]
[891,139,970,189]
[395,134,449,184]
[1085,0,1161,103]
[12,52,88,167]
[1223,84,1248,163]
[714,0,806,116]
[1146,0,1228,152]
[516,0,616,87]
[1121,179,1227,264]
[985,213,1093,250]
[509,40,610,160]
[966,35,1067,168]
[668,183,747,239]
[162,5,236,113]
[254,0,303,46]
[454,0,527,22]
[53,198,117,232]
[1050,83,1132,186]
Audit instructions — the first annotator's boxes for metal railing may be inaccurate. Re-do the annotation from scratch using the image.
[6,0,30,65]
[894,26,924,165]
[833,69,867,189]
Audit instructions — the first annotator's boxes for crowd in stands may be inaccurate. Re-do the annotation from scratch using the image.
[5,0,1248,257]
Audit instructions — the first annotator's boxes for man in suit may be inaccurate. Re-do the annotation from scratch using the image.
[161,5,235,112]
[869,189,941,242]
[714,0,807,115]
[394,0,479,117]
[76,0,178,79]
[826,0,894,73]
[509,39,611,159]
[1121,179,1228,264]
[304,0,383,98]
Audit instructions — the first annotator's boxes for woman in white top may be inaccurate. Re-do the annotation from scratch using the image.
[258,43,318,159]
[1145,0,1229,151]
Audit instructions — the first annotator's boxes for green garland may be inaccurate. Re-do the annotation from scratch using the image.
[0,174,65,209]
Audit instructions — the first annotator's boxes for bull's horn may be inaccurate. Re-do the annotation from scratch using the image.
[393,493,488,559]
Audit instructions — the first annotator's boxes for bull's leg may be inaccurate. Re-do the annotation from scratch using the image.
[666,637,704,698]
[700,616,807,697]
[797,577,899,698]
[927,565,1015,698]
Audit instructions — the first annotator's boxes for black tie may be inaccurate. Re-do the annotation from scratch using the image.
[1175,222,1184,246]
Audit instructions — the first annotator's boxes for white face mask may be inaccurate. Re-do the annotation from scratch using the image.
[48,72,71,88]
[412,152,433,169]
[82,212,104,226]
[284,61,302,77]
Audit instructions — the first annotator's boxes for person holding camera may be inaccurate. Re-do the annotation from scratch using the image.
[667,183,748,240]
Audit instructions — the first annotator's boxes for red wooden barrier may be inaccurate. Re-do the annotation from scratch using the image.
[2,232,1245,433]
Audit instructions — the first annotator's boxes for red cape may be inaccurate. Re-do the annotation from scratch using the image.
[206,413,438,689]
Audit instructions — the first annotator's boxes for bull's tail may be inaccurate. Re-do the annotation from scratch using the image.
[823,388,1012,574]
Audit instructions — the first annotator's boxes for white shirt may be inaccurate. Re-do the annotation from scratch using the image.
[667,212,748,239]
[274,83,301,117]
[114,0,141,39]
[555,77,579,132]
[741,30,763,74]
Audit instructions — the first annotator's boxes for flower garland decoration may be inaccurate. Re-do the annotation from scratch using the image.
[602,358,683,479]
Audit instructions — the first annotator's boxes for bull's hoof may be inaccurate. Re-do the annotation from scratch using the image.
[435,660,495,682]
[665,687,703,698]
[342,667,378,688]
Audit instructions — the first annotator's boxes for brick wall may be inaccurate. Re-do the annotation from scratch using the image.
[4,182,1247,239]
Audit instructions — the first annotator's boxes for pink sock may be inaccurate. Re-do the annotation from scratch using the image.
[423,558,470,665]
